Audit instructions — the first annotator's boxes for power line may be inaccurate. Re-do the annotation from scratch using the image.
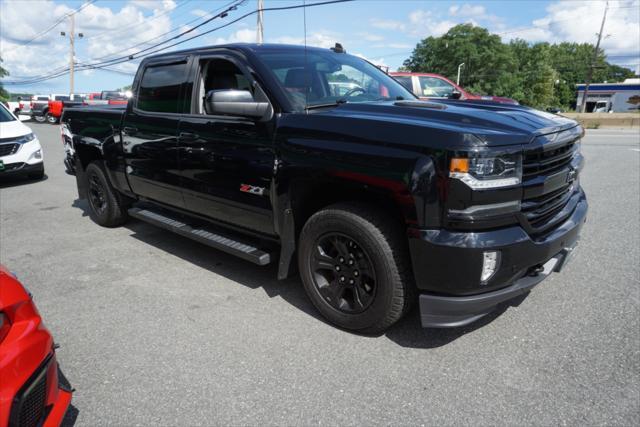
[2,0,245,85]
[3,0,355,86]
[1,0,96,53]
[85,0,239,62]
[87,0,192,41]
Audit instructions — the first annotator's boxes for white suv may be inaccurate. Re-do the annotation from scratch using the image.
[0,102,44,179]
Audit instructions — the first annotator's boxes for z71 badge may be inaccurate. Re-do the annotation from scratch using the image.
[239,184,266,196]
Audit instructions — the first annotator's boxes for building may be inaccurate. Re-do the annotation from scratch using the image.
[576,78,640,112]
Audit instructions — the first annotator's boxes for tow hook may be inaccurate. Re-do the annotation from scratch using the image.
[528,265,544,277]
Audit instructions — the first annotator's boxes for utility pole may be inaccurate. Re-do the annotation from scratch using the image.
[257,0,264,44]
[456,62,465,85]
[580,1,608,113]
[60,13,83,96]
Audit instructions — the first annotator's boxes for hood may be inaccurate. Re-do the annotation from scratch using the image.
[0,119,33,139]
[317,100,578,146]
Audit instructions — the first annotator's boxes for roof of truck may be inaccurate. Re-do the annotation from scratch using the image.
[145,43,341,60]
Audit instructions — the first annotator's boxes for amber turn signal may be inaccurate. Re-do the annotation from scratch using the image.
[450,158,469,173]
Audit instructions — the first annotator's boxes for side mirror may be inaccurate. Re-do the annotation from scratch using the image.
[448,90,462,100]
[205,89,269,118]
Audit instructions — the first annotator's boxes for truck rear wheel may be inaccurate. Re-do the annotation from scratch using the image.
[298,202,415,334]
[85,162,129,227]
[34,115,46,123]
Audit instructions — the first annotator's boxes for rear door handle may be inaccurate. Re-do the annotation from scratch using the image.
[123,126,138,135]
[179,132,199,140]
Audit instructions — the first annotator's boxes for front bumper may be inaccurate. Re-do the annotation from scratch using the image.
[0,279,72,426]
[0,138,44,177]
[409,188,588,328]
[0,162,44,176]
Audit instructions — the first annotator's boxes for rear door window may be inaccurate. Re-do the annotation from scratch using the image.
[137,61,190,113]
[394,76,414,92]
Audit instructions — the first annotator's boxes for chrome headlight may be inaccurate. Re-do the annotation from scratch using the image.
[15,133,36,144]
[450,153,522,189]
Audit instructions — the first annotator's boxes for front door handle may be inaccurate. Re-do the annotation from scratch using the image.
[179,132,199,140]
[123,126,138,135]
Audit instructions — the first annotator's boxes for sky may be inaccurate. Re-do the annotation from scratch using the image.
[1,0,639,94]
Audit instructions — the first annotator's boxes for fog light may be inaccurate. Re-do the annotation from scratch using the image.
[481,251,501,283]
[29,149,42,160]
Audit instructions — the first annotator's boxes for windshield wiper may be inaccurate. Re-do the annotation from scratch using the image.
[305,98,348,111]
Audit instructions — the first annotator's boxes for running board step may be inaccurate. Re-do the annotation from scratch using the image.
[128,207,272,265]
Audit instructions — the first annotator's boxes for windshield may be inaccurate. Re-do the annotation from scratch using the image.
[0,103,16,122]
[257,50,414,111]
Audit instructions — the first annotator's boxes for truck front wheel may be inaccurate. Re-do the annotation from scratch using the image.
[85,162,129,227]
[298,202,415,334]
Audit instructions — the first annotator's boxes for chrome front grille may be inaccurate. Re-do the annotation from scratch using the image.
[521,135,581,236]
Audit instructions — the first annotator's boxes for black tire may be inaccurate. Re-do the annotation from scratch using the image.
[45,113,58,124]
[85,162,129,227]
[34,115,46,123]
[298,202,415,334]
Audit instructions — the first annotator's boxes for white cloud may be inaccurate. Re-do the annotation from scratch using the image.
[213,28,257,44]
[370,18,406,31]
[0,0,177,82]
[371,9,468,39]
[130,0,176,11]
[271,32,339,49]
[191,8,211,18]
[449,4,485,18]
[354,52,387,68]
[358,32,384,42]
[500,0,640,58]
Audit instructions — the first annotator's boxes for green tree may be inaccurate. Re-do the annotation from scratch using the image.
[0,56,9,102]
[508,40,558,108]
[403,24,518,99]
[403,25,637,110]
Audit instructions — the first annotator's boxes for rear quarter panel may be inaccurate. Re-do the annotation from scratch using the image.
[63,106,132,195]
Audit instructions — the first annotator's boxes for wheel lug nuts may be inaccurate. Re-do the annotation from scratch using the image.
[348,259,354,266]
[349,278,354,285]
[354,270,359,277]
[335,265,341,271]
[339,257,345,263]
[340,276,346,282]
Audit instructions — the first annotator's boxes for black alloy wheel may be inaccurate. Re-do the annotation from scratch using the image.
[298,202,415,333]
[311,233,377,314]
[84,162,129,227]
[88,174,108,216]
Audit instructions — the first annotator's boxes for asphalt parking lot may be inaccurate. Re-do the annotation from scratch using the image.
[1,123,639,425]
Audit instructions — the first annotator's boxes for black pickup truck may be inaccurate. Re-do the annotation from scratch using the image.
[61,43,587,333]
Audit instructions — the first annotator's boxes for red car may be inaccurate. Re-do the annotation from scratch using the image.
[390,72,518,105]
[0,266,72,427]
